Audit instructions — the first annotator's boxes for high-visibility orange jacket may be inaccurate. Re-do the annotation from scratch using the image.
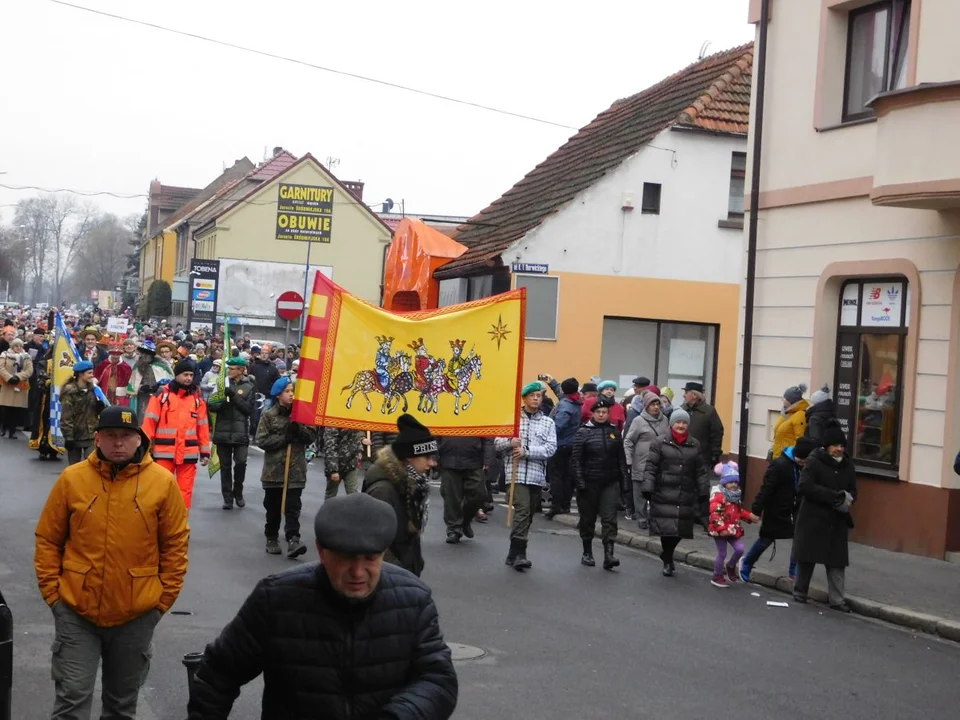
[34,448,190,627]
[142,384,212,465]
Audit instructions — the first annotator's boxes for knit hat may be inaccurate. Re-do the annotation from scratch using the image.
[581,382,598,394]
[225,356,247,367]
[642,390,662,409]
[669,407,691,426]
[521,381,542,396]
[593,395,615,411]
[822,425,847,448]
[784,383,808,405]
[392,414,438,459]
[646,384,661,398]
[660,387,675,402]
[173,359,196,376]
[560,377,579,395]
[275,359,287,371]
[597,380,617,392]
[270,375,292,398]
[72,360,93,374]
[250,345,262,354]
[714,461,740,486]
[793,436,817,459]
[810,384,831,406]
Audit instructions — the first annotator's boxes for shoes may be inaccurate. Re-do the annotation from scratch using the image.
[581,539,595,567]
[830,603,852,614]
[513,541,532,571]
[711,575,730,588]
[287,536,307,559]
[222,496,233,510]
[738,558,752,583]
[792,594,808,604]
[602,542,619,571]
[623,512,635,521]
[265,538,282,555]
[446,532,461,544]
[475,510,488,524]
[544,507,561,520]
[726,564,739,583]
[662,562,675,577]
[462,519,474,539]
[505,539,520,566]
[234,490,245,508]
[483,502,495,512]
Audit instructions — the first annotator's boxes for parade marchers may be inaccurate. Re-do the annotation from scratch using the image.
[2,301,869,717]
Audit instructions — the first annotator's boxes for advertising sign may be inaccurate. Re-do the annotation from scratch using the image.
[187,259,220,333]
[276,183,334,242]
[511,262,549,274]
[860,281,904,327]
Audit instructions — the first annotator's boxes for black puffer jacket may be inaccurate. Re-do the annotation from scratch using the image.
[804,399,840,445]
[187,563,458,720]
[752,450,800,540]
[794,447,856,567]
[363,448,424,576]
[572,420,628,489]
[437,436,494,471]
[248,357,279,397]
[640,434,709,538]
[207,376,255,445]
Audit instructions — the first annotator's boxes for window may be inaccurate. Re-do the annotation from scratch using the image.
[641,182,661,215]
[843,0,911,121]
[514,275,559,340]
[835,278,908,473]
[728,152,746,218]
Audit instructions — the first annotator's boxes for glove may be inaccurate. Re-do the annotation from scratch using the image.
[286,422,301,442]
[64,441,75,451]
[225,386,236,398]
[6,377,17,385]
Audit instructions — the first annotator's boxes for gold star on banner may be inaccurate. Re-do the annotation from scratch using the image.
[488,314,511,350]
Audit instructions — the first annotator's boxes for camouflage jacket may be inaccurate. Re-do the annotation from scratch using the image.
[322,427,364,476]
[255,403,316,489]
[60,380,104,446]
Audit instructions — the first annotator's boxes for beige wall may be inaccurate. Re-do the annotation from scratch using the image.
[194,160,390,304]
[916,1,960,83]
[873,97,960,189]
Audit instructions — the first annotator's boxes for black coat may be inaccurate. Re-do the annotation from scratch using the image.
[804,399,840,445]
[752,452,800,539]
[684,400,724,467]
[363,448,424,576]
[248,357,280,396]
[437,436,494,471]
[640,434,709,538]
[207,376,256,445]
[793,447,857,567]
[187,563,458,720]
[572,421,629,490]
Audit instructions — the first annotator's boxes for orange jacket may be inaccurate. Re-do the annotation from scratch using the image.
[142,384,212,464]
[34,449,190,627]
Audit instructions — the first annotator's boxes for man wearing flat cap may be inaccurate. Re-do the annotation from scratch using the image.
[363,414,438,577]
[187,493,459,720]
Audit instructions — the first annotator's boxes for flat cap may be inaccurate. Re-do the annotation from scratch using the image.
[314,493,398,555]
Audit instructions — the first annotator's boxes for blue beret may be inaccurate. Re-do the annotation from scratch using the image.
[597,380,618,391]
[270,375,292,398]
[73,361,93,374]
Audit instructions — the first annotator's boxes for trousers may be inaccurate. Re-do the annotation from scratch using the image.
[325,469,360,499]
[216,443,248,499]
[794,562,846,605]
[263,486,303,540]
[632,480,650,528]
[66,445,91,466]
[50,602,159,720]
[548,447,574,512]
[509,484,541,542]
[713,537,745,577]
[440,467,487,533]
[577,482,619,544]
[742,536,798,576]
[660,536,682,564]
[155,459,198,509]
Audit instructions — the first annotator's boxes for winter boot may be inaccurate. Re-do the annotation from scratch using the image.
[505,539,520,566]
[221,494,233,510]
[461,514,475,539]
[581,538,595,567]
[233,489,245,508]
[602,542,620,570]
[220,476,233,509]
[234,465,246,507]
[265,538,282,555]
[287,535,307,559]
[513,541,532,571]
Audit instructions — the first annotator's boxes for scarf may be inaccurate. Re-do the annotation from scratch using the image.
[405,463,431,531]
[721,486,742,504]
[671,428,688,445]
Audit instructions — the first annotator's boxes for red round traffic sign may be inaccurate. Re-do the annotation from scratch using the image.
[276,291,305,321]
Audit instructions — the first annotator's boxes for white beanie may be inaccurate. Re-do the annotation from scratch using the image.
[810,384,831,406]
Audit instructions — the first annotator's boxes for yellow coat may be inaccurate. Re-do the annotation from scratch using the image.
[34,448,189,627]
[772,399,809,460]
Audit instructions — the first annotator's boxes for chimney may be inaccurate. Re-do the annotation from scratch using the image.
[149,179,162,198]
[343,181,364,201]
[273,146,284,157]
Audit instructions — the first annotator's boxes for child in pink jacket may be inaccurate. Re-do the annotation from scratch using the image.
[708,462,758,588]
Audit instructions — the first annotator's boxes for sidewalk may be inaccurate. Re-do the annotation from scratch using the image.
[551,512,960,642]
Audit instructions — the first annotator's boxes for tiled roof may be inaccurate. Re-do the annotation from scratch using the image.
[157,158,256,235]
[157,184,200,210]
[434,43,753,279]
[189,151,299,228]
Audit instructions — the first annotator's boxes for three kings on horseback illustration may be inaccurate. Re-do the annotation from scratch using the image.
[342,335,482,416]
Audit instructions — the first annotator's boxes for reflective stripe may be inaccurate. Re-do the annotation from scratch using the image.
[185,429,197,437]
[156,428,177,436]
[153,451,176,459]
[144,412,160,421]
[197,419,208,426]
[201,444,212,452]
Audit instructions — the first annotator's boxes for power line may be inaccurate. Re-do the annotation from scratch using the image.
[47,0,580,131]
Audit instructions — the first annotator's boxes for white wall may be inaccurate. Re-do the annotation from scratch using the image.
[508,127,745,284]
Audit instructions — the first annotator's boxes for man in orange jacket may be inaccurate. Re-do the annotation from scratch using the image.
[34,405,189,719]
[142,359,211,509]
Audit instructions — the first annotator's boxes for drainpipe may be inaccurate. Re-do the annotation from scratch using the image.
[737,0,769,495]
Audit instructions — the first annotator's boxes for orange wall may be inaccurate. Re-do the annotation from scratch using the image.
[516,271,741,453]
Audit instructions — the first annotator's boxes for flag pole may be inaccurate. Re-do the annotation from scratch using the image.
[505,455,518,528]
[280,445,293,516]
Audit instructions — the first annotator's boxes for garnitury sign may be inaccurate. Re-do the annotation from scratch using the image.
[276,183,334,242]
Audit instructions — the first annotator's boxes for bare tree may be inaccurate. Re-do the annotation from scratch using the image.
[46,196,98,306]
[68,214,131,296]
[13,197,53,304]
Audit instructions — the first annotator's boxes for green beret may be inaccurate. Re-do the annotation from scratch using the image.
[597,380,617,392]
[225,357,247,367]
[521,381,543,396]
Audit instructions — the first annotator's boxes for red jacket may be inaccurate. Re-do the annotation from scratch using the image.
[708,491,758,539]
[141,384,211,465]
[581,396,626,432]
[94,358,132,406]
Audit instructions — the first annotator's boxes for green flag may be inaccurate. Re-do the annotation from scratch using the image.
[207,321,230,478]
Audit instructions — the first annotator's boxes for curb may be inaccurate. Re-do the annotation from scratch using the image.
[552,513,959,642]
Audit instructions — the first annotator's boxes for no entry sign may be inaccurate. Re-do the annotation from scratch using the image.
[276,290,305,321]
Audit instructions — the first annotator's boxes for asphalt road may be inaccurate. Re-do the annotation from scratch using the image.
[2,437,959,719]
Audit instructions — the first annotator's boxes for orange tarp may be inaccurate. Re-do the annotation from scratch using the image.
[382,218,467,311]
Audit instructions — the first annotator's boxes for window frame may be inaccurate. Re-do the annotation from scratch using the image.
[727,151,747,221]
[641,182,662,215]
[833,276,908,475]
[514,273,560,341]
[842,0,911,123]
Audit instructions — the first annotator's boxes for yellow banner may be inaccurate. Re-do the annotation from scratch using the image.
[292,273,525,436]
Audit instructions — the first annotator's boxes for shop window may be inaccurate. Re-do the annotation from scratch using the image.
[843,0,911,122]
[835,278,908,472]
[727,152,746,219]
[515,275,559,340]
[641,183,661,215]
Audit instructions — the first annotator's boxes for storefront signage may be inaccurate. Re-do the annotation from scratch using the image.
[511,262,549,274]
[187,259,220,333]
[840,283,859,326]
[276,183,334,242]
[834,333,858,438]
[860,281,903,327]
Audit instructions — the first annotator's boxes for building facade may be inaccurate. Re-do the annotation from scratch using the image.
[435,46,753,440]
[738,0,960,557]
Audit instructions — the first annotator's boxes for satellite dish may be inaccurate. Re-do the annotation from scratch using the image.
[382,198,395,213]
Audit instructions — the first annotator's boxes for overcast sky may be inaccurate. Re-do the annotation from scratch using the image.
[1,0,754,224]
